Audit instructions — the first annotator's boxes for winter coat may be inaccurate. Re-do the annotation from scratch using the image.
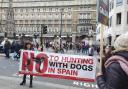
[88,47,94,56]
[4,40,11,49]
[97,51,128,89]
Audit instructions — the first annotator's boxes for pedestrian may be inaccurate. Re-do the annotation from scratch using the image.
[4,38,11,58]
[96,32,128,89]
[85,44,89,55]
[100,45,114,75]
[88,45,94,56]
[13,41,21,60]
[20,41,33,88]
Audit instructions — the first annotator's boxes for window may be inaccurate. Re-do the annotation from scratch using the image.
[37,8,40,12]
[116,0,123,7]
[87,6,91,10]
[49,8,52,11]
[68,7,71,11]
[109,0,114,11]
[32,8,34,12]
[55,8,58,12]
[25,20,28,24]
[43,8,46,11]
[116,13,121,25]
[26,9,28,12]
[20,9,23,12]
[112,1,114,9]
[14,9,17,12]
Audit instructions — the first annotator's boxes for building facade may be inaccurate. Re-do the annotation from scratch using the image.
[96,0,128,46]
[109,0,128,44]
[0,0,96,42]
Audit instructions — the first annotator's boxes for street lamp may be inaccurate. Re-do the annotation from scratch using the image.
[40,24,43,46]
[59,8,64,52]
[40,24,47,46]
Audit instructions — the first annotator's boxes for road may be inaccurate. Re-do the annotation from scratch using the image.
[0,50,99,89]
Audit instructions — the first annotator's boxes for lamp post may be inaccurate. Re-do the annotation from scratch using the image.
[59,8,64,52]
[40,24,47,47]
[40,24,43,46]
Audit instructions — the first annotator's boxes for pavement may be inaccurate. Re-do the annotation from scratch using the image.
[0,75,84,89]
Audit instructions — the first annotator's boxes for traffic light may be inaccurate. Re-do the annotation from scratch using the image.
[43,25,47,34]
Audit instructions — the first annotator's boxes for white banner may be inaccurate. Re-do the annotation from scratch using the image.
[19,50,97,82]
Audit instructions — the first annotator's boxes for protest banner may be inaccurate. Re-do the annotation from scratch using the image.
[19,50,97,82]
[97,0,109,72]
[97,0,109,26]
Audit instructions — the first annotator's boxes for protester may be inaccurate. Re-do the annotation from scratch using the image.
[96,32,128,89]
[13,41,21,60]
[20,41,33,88]
[85,43,89,55]
[88,45,94,56]
[4,38,11,58]
[100,45,114,75]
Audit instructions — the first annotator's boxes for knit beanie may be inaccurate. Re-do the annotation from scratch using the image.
[114,32,128,51]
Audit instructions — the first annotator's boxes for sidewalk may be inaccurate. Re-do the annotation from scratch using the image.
[0,53,5,57]
[0,75,84,89]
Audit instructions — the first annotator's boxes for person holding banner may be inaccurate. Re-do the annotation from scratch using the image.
[97,32,128,89]
[20,41,34,88]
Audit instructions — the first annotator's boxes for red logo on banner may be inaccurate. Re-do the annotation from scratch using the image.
[34,53,48,73]
[21,51,48,74]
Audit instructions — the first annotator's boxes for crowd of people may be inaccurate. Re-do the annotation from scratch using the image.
[1,38,43,60]
[45,40,97,56]
[1,37,99,59]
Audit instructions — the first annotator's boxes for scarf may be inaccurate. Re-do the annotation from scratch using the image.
[105,55,128,75]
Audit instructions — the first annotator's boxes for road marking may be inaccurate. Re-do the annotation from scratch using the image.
[12,73,36,78]
[73,81,98,89]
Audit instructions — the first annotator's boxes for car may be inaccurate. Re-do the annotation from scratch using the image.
[0,44,4,53]
[0,39,14,53]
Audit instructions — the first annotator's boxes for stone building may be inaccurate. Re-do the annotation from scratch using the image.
[0,0,96,42]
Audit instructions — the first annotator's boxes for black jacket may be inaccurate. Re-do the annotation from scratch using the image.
[4,41,11,49]
[97,51,128,89]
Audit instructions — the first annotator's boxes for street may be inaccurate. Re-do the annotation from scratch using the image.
[0,0,127,88]
[0,50,99,89]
